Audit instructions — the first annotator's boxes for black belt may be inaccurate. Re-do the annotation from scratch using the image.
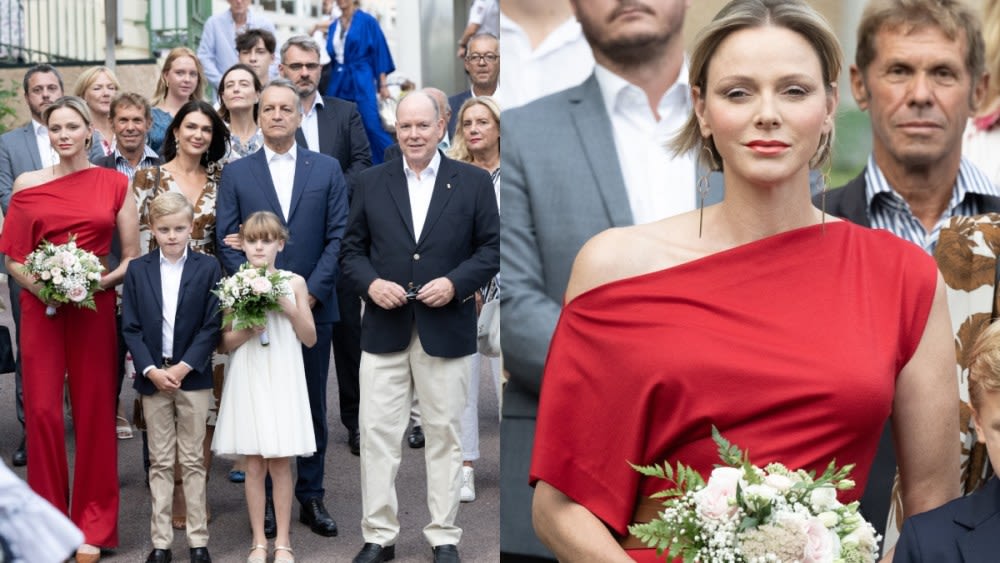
[162,357,172,368]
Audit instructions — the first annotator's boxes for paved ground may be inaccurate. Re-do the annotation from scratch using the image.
[0,284,500,562]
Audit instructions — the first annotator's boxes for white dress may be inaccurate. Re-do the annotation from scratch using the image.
[212,282,316,459]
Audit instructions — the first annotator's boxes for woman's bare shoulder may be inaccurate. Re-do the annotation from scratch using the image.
[12,167,53,193]
[565,212,706,302]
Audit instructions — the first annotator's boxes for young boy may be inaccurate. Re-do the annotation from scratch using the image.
[894,321,1000,561]
[122,192,222,563]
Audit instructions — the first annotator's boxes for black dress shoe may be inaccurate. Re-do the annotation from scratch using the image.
[299,497,338,536]
[349,427,361,456]
[145,548,171,563]
[264,496,277,539]
[407,425,425,449]
[432,544,460,563]
[352,543,395,563]
[11,437,25,467]
[189,547,211,562]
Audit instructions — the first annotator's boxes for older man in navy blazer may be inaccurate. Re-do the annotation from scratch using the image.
[342,91,499,563]
[216,79,349,539]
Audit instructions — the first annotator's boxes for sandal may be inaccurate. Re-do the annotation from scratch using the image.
[247,544,268,563]
[274,545,294,563]
[115,415,133,440]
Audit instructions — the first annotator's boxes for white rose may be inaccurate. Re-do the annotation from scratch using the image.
[817,511,839,528]
[809,486,838,512]
[764,473,795,492]
[743,483,777,507]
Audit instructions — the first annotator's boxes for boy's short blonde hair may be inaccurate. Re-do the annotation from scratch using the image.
[240,211,289,242]
[968,322,1000,410]
[148,192,194,224]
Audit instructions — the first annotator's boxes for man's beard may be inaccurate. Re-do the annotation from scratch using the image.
[588,31,670,68]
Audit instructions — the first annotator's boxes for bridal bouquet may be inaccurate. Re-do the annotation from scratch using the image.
[629,428,880,563]
[22,236,105,317]
[214,263,291,346]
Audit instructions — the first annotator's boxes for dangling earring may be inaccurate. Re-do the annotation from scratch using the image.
[698,143,718,238]
[820,164,831,234]
[175,137,181,153]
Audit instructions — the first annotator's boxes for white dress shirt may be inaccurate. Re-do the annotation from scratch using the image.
[33,119,57,168]
[264,143,297,220]
[594,63,697,225]
[159,249,187,361]
[300,95,324,152]
[404,151,441,241]
[496,13,594,110]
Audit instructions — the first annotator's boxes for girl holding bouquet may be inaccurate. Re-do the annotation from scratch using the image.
[212,211,316,563]
[529,1,960,562]
[0,95,140,561]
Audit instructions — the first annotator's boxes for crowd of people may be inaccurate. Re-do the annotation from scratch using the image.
[0,1,501,562]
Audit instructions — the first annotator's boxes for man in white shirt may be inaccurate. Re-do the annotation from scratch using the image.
[341,91,499,563]
[499,0,720,560]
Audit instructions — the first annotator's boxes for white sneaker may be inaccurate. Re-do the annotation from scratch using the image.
[460,466,476,502]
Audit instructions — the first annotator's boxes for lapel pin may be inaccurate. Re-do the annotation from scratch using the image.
[447,183,452,190]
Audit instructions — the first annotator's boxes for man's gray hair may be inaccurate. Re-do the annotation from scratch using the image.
[262,77,301,99]
[280,35,322,60]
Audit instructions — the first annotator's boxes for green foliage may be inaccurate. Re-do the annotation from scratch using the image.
[0,78,17,134]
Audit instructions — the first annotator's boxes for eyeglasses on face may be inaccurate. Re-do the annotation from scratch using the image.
[285,63,321,71]
[465,53,499,64]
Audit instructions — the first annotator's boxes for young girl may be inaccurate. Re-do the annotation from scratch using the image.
[212,211,317,563]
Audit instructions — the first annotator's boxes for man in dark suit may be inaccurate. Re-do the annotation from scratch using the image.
[281,35,371,185]
[817,1,1000,549]
[341,91,499,563]
[0,64,71,468]
[280,35,372,457]
[447,33,499,137]
[216,79,349,539]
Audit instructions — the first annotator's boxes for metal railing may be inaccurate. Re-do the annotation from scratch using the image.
[0,0,103,64]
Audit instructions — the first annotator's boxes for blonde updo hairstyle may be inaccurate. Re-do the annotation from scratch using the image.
[671,0,842,172]
[42,96,94,150]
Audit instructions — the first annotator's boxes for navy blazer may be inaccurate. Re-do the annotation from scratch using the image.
[341,153,500,358]
[895,477,1000,562]
[122,249,223,396]
[294,96,372,188]
[215,146,349,324]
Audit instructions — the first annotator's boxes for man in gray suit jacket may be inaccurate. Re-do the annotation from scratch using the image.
[499,1,721,559]
[0,64,90,468]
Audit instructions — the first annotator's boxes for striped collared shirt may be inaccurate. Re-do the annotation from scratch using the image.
[113,146,160,183]
[864,154,1000,253]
